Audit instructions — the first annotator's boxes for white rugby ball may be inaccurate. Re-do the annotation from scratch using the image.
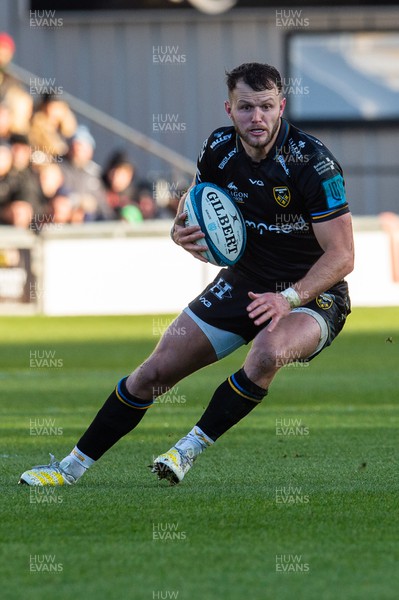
[184,182,246,266]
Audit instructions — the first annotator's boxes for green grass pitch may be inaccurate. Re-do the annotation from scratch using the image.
[1,308,398,600]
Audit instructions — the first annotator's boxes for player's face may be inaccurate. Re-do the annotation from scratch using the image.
[225,80,286,161]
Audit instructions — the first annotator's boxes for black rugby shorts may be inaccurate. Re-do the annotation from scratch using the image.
[188,268,351,356]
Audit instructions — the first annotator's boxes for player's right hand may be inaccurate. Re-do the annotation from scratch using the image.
[171,211,209,263]
[247,291,292,332]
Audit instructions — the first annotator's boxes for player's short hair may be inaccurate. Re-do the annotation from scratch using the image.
[225,63,282,95]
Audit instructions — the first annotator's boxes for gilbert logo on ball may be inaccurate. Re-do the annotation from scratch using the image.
[184,182,246,266]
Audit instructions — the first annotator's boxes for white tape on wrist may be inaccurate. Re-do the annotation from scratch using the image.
[280,287,301,309]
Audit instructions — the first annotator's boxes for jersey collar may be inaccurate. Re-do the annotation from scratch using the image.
[270,118,290,160]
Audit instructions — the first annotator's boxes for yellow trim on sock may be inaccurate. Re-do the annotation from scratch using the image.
[228,376,262,403]
[115,386,152,409]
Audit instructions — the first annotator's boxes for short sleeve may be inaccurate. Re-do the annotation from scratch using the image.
[297,153,349,223]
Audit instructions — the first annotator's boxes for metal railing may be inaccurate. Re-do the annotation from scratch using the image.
[9,63,197,176]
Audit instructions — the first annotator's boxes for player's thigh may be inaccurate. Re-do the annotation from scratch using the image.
[127,311,217,393]
[152,311,218,373]
[244,312,321,385]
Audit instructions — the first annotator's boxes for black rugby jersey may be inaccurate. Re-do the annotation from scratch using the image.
[195,118,349,288]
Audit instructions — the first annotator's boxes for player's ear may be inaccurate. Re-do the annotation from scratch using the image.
[279,97,287,117]
[224,100,232,119]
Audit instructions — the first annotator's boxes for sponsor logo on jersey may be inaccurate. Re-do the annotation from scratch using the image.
[274,153,290,176]
[273,186,291,208]
[288,138,306,161]
[227,181,248,203]
[316,293,334,310]
[245,215,308,235]
[218,148,237,169]
[322,174,347,209]
[313,157,336,176]
[210,132,232,149]
[249,178,264,186]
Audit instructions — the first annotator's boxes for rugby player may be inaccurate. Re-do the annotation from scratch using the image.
[19,62,354,487]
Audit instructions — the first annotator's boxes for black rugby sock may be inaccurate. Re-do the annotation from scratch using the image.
[196,368,268,441]
[76,377,153,461]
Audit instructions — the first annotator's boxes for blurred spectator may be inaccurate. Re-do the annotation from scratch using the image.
[0,199,33,229]
[61,125,112,221]
[9,133,43,222]
[138,183,160,220]
[101,150,140,220]
[47,186,83,225]
[10,133,32,171]
[102,149,160,222]
[0,141,15,203]
[119,203,143,223]
[0,140,33,228]
[33,162,84,226]
[36,162,64,203]
[0,33,34,137]
[4,86,33,135]
[29,93,77,158]
[0,32,22,101]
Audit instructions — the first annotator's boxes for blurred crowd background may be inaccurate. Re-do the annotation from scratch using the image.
[0,31,183,232]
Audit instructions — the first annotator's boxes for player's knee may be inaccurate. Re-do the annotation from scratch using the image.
[244,347,281,382]
[131,355,177,396]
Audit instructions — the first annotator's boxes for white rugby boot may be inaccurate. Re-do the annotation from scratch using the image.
[19,454,76,486]
[151,447,195,486]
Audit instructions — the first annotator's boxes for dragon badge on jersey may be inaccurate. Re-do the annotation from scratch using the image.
[316,293,334,310]
[273,186,291,208]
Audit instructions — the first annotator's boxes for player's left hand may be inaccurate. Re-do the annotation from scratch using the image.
[172,211,209,263]
[247,291,291,332]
